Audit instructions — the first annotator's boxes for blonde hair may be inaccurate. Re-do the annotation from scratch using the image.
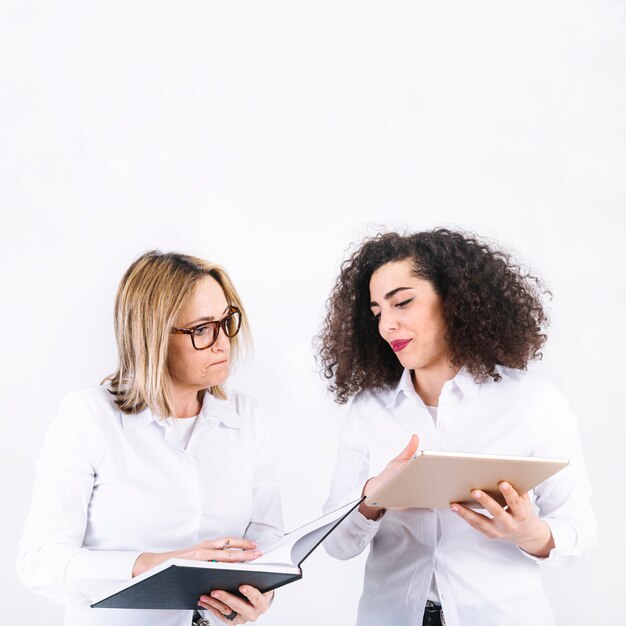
[103,251,250,417]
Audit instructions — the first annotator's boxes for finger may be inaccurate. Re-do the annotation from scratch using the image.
[499,482,526,515]
[470,490,509,522]
[200,603,245,625]
[210,590,256,620]
[205,548,262,563]
[200,591,247,623]
[450,503,500,538]
[198,594,232,615]
[239,585,269,611]
[201,537,257,551]
[395,434,419,461]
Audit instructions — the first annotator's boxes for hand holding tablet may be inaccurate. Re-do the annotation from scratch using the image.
[364,450,569,510]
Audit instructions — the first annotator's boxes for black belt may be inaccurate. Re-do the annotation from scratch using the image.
[423,601,445,626]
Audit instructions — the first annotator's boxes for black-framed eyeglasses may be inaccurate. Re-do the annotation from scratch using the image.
[171,305,242,350]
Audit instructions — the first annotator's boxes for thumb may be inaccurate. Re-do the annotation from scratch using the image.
[395,434,419,461]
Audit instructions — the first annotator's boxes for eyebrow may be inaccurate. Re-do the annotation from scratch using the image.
[369,287,413,308]
[184,305,231,327]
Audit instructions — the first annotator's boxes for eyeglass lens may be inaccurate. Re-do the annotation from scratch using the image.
[192,308,241,349]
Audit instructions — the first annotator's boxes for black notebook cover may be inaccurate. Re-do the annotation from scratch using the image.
[91,498,362,610]
[92,564,301,609]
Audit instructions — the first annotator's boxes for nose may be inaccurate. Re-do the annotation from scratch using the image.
[378,307,399,336]
[211,325,230,352]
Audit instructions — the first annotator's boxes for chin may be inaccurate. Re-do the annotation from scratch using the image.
[210,372,230,386]
[202,364,230,386]
[395,350,419,370]
[397,353,432,372]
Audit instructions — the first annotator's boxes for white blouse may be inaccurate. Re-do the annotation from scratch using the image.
[17,386,283,626]
[324,367,596,626]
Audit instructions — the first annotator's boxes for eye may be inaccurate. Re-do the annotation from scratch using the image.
[371,310,381,321]
[395,298,413,309]
[193,325,210,336]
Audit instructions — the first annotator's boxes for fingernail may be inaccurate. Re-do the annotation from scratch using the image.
[450,505,459,513]
[472,490,481,499]
[501,482,510,490]
[253,550,262,556]
[200,596,208,602]
[241,586,248,593]
[211,592,220,599]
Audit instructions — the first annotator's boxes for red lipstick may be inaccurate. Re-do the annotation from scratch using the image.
[390,339,411,352]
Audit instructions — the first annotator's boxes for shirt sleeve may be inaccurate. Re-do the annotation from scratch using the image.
[522,380,597,566]
[16,392,140,604]
[323,398,384,560]
[243,400,284,547]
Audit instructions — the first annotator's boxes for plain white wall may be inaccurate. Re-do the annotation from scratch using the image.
[1,1,625,624]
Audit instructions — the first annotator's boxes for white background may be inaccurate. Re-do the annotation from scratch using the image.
[1,1,625,624]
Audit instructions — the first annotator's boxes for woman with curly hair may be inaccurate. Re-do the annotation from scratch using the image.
[319,229,595,626]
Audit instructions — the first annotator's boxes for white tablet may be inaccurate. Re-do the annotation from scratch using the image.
[364,450,569,509]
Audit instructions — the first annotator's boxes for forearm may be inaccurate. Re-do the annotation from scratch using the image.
[132,551,172,577]
[17,543,140,603]
[324,507,382,560]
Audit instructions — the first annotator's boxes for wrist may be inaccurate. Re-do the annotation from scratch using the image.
[132,551,169,577]
[517,520,555,558]
[360,478,385,520]
[358,500,385,521]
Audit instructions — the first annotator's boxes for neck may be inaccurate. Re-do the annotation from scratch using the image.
[171,386,203,419]
[411,361,459,406]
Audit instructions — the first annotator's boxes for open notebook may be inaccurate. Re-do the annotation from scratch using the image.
[91,498,361,609]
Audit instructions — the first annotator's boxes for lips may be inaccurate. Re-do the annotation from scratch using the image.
[390,339,412,352]
[210,359,228,367]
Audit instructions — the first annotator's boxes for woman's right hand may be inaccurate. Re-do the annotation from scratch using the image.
[358,434,419,521]
[132,537,261,577]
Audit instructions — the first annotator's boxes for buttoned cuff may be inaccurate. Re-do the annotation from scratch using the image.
[542,517,579,565]
[66,549,142,599]
[345,507,385,544]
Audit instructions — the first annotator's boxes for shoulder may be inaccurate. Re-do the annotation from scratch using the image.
[53,385,120,432]
[40,386,117,466]
[338,387,393,446]
[488,367,573,423]
[211,388,267,432]
[60,385,120,412]
[491,366,565,399]
[476,366,551,397]
[351,385,394,411]
[221,389,272,448]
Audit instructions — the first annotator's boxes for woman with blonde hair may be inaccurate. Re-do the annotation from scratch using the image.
[17,251,283,626]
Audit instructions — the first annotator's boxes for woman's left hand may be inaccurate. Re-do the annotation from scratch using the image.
[198,586,273,624]
[450,481,555,558]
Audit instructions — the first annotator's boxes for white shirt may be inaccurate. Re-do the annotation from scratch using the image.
[164,415,198,450]
[323,367,596,626]
[17,386,283,626]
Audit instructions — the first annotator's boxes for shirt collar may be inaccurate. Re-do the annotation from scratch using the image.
[121,406,156,430]
[121,389,242,430]
[385,368,418,409]
[199,390,242,429]
[385,366,480,409]
[452,366,480,400]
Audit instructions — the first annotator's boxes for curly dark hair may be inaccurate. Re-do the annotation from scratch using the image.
[317,228,550,404]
